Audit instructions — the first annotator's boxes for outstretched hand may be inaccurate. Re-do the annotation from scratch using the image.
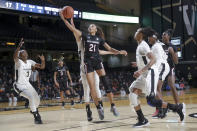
[18,38,24,48]
[38,54,45,61]
[119,50,128,56]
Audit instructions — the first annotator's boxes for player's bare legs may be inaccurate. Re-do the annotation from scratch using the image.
[86,72,104,120]
[168,75,179,104]
[65,90,74,107]
[96,68,119,116]
[152,80,164,118]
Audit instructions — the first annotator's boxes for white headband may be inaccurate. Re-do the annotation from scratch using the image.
[18,50,25,57]
[152,34,157,39]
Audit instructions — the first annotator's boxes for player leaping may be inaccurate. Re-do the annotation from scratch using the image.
[13,38,45,124]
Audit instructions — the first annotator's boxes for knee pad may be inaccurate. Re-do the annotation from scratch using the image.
[146,95,162,107]
[129,92,139,107]
[100,76,112,93]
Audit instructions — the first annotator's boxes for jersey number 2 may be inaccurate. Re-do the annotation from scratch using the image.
[89,44,96,52]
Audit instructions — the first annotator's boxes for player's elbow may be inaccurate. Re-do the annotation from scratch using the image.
[40,64,45,69]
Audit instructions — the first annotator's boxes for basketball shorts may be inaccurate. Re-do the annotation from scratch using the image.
[58,80,69,91]
[84,58,104,74]
[158,62,170,81]
[129,68,159,96]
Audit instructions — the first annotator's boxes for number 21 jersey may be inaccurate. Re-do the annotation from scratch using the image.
[82,32,105,60]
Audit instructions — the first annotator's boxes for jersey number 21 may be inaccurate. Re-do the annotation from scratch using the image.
[89,44,96,52]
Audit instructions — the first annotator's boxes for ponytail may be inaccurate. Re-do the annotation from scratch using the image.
[96,26,105,40]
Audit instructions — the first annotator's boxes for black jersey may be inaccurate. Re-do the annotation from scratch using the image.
[82,32,105,60]
[162,43,177,68]
[55,65,68,81]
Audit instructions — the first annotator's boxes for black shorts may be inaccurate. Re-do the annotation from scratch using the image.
[84,57,104,74]
[58,80,69,91]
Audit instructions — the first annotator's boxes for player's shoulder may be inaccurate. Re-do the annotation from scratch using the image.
[141,40,149,46]
[27,59,36,64]
[140,40,150,49]
[155,42,163,48]
[64,65,68,69]
[169,43,176,48]
[17,59,23,63]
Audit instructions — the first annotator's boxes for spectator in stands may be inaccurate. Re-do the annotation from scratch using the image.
[7,93,17,107]
[120,88,126,97]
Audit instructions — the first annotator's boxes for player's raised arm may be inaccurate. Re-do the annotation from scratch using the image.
[13,38,24,62]
[59,9,82,41]
[33,55,45,70]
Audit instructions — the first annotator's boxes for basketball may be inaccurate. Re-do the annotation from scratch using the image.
[62,6,74,19]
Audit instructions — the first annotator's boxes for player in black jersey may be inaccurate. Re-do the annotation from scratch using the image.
[54,59,74,109]
[157,29,181,117]
[59,10,127,120]
[162,29,179,103]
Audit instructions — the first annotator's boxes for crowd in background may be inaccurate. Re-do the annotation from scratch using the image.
[0,63,134,103]
[0,63,188,104]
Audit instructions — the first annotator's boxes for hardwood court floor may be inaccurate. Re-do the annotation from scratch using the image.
[0,88,197,131]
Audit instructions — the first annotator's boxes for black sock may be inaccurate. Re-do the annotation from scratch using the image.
[99,101,103,107]
[62,101,65,106]
[86,104,91,111]
[167,103,178,112]
[136,109,145,121]
[100,76,112,93]
[111,103,115,107]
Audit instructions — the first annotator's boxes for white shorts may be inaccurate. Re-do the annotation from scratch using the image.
[129,68,159,96]
[158,62,170,81]
[13,82,40,112]
[81,71,101,103]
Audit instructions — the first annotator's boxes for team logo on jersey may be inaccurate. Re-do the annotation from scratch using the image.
[96,37,99,41]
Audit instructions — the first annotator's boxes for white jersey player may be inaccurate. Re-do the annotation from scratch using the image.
[151,40,169,81]
[13,38,45,124]
[148,32,170,118]
[148,29,185,119]
[129,28,185,128]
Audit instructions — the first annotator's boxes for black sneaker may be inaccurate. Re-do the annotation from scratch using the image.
[176,103,186,121]
[160,108,168,119]
[133,118,149,128]
[86,110,93,121]
[31,111,43,124]
[34,117,43,124]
